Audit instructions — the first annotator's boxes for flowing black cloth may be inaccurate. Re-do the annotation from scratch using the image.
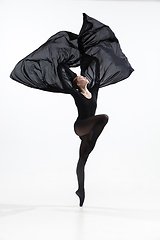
[10,13,134,93]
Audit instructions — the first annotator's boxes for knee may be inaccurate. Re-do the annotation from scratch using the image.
[102,114,109,125]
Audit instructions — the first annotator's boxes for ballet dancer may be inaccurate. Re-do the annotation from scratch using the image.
[58,59,109,206]
[10,13,134,207]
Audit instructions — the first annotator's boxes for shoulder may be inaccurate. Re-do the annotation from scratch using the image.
[71,89,81,97]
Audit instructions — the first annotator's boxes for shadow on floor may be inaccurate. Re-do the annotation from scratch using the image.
[0,204,160,222]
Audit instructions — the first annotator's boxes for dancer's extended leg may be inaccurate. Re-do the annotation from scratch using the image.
[75,114,109,206]
[76,134,89,206]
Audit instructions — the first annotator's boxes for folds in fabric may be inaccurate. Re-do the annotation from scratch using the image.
[10,14,134,93]
[78,13,134,88]
[10,31,80,93]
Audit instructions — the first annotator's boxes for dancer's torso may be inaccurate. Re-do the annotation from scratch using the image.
[72,85,99,121]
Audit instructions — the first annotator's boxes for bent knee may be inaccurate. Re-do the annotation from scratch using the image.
[102,114,109,124]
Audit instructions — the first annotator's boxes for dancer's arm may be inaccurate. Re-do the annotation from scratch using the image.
[80,54,100,88]
[57,62,77,94]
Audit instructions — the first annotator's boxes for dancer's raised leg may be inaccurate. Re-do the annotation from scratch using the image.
[75,114,109,206]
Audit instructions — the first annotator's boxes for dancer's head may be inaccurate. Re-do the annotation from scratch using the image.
[73,76,89,90]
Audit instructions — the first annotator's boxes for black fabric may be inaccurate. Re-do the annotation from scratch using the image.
[78,13,134,87]
[10,13,134,93]
[10,31,80,94]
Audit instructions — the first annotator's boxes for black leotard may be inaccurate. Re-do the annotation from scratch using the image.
[57,58,100,122]
[71,85,98,121]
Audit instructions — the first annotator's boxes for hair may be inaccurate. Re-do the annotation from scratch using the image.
[72,76,80,90]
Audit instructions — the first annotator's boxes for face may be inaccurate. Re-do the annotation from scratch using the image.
[76,76,89,88]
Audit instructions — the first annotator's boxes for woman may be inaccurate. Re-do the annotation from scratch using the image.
[10,13,134,207]
[73,76,108,207]
[58,61,109,206]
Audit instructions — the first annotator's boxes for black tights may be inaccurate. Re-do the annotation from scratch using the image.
[74,114,109,206]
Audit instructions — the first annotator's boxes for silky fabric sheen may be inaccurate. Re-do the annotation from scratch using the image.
[10,13,134,93]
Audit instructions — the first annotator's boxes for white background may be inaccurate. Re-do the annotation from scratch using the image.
[0,1,160,239]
